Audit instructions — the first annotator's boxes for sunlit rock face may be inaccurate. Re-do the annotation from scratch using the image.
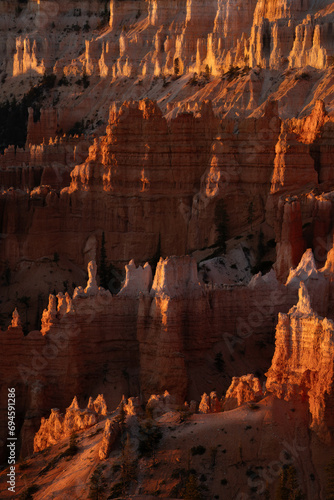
[266,283,334,443]
[33,395,108,452]
[223,374,263,410]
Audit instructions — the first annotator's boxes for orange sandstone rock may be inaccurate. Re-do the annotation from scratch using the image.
[266,283,334,443]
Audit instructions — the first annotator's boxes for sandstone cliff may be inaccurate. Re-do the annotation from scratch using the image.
[266,282,334,443]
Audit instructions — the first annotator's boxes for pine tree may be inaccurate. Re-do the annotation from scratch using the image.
[99,232,108,289]
[214,199,229,253]
[204,64,211,81]
[174,57,180,76]
[326,458,334,500]
[88,466,105,500]
[121,434,137,488]
[183,474,202,500]
[275,465,304,500]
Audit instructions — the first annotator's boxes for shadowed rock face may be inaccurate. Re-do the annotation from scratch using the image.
[3,247,334,460]
[0,254,301,461]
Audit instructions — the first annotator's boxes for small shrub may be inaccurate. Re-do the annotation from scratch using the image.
[191,445,206,456]
[214,352,225,372]
[109,482,124,498]
[248,403,260,411]
[59,75,69,86]
[174,57,180,76]
[189,73,198,86]
[19,484,39,500]
[222,65,241,82]
[221,478,228,485]
[41,73,57,89]
[295,72,311,81]
[63,433,79,457]
[204,64,211,81]
[88,466,105,500]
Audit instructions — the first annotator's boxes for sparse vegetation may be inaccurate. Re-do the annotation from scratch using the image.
[204,64,211,81]
[183,473,202,499]
[248,403,260,410]
[19,484,39,500]
[325,457,334,500]
[295,72,311,81]
[63,432,79,457]
[275,465,304,500]
[215,199,229,253]
[174,57,180,76]
[191,445,206,456]
[88,465,105,500]
[68,120,86,136]
[138,420,163,460]
[214,351,225,372]
[58,75,70,86]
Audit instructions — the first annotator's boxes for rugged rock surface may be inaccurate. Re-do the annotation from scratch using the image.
[266,282,334,443]
[223,374,263,410]
[2,3,334,487]
[33,395,108,452]
[0,255,301,460]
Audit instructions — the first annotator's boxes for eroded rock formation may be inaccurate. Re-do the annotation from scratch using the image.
[34,394,108,452]
[223,374,263,410]
[266,282,334,443]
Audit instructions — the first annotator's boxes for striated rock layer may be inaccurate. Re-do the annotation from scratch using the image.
[266,282,334,443]
[0,254,301,460]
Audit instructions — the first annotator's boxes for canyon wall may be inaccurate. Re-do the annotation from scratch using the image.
[0,254,302,461]
[2,97,334,280]
[2,246,334,458]
[5,0,334,84]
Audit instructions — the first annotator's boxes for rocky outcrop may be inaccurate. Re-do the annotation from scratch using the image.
[198,391,222,413]
[266,283,334,443]
[34,394,108,452]
[0,100,220,268]
[99,417,120,460]
[223,374,263,410]
[118,260,152,297]
[188,100,281,249]
[0,254,301,460]
[274,199,306,282]
[286,248,329,317]
[146,391,177,418]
